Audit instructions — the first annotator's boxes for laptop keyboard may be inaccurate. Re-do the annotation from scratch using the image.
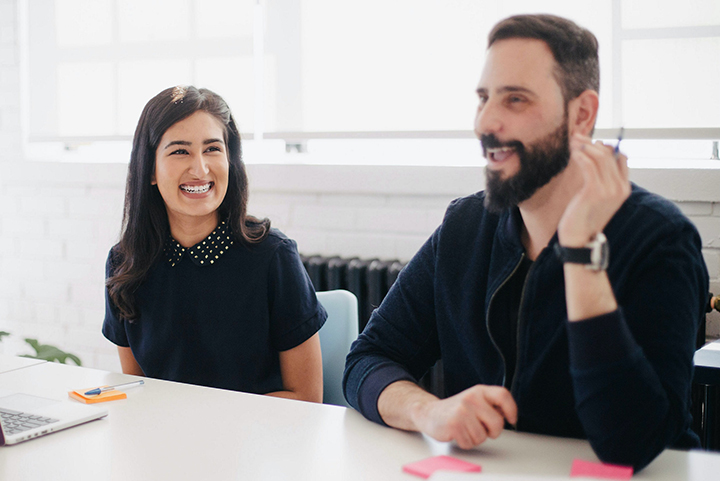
[0,407,59,435]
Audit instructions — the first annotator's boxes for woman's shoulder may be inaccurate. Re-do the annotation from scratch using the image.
[106,243,123,272]
[237,228,299,256]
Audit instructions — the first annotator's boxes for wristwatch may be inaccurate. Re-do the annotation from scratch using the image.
[554,232,609,271]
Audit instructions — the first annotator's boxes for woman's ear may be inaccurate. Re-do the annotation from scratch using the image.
[151,172,157,185]
[567,90,599,137]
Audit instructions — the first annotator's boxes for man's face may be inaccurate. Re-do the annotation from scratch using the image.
[474,38,570,213]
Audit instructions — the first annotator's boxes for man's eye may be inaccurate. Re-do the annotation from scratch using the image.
[508,96,524,103]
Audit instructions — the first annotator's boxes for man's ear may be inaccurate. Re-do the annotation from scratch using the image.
[567,90,599,137]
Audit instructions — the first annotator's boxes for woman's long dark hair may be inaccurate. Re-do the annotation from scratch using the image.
[107,86,270,322]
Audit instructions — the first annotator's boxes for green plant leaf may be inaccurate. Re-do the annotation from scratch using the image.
[23,338,82,366]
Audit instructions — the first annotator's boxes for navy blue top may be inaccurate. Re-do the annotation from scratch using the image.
[103,223,326,394]
[344,184,707,471]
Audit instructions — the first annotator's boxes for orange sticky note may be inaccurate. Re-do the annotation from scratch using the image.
[402,455,482,479]
[69,388,127,404]
[571,459,633,479]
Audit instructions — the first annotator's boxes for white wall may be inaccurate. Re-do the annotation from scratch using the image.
[1,0,719,372]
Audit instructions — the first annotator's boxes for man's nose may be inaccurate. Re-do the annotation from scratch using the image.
[474,100,503,138]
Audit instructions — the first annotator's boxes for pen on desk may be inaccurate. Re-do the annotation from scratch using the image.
[614,126,624,158]
[84,380,144,396]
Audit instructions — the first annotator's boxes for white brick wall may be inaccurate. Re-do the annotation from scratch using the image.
[0,1,718,373]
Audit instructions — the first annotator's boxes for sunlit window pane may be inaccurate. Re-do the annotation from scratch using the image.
[117,60,193,135]
[296,0,614,133]
[195,0,254,38]
[298,0,486,132]
[55,0,113,47]
[194,56,255,133]
[198,54,277,133]
[622,0,720,29]
[622,37,720,128]
[56,62,115,136]
[118,0,191,43]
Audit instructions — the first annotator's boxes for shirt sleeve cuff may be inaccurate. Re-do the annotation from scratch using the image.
[566,308,637,371]
[357,363,415,426]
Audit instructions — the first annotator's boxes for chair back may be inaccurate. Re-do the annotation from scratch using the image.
[316,290,359,407]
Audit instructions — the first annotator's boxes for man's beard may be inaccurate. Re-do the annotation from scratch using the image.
[481,120,570,214]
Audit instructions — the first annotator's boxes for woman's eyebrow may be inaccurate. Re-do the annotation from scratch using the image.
[163,138,224,150]
[163,140,191,150]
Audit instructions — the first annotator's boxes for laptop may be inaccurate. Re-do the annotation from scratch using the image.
[0,387,108,445]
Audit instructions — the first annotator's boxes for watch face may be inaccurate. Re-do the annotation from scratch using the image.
[588,233,609,271]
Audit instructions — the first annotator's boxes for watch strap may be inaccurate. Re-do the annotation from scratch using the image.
[553,243,592,264]
[553,233,609,271]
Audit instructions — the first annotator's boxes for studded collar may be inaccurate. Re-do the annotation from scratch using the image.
[163,221,234,267]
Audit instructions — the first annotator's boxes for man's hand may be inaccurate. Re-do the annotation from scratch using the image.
[411,385,517,449]
[558,132,629,321]
[379,381,517,449]
[558,133,631,247]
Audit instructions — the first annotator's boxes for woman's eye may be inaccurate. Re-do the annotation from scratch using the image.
[170,148,188,155]
[205,146,221,153]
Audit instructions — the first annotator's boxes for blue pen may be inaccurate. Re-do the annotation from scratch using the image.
[85,380,144,396]
[614,127,624,158]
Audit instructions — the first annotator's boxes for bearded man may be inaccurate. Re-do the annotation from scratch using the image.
[343,14,707,472]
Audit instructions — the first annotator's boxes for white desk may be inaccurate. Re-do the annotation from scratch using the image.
[0,354,45,374]
[1,361,719,481]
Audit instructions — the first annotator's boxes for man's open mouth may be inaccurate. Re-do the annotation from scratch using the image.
[486,147,516,162]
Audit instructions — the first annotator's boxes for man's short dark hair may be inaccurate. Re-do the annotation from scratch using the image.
[488,14,599,103]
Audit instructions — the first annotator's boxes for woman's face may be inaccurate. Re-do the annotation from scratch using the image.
[153,110,230,230]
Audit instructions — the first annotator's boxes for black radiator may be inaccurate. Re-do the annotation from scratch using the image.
[301,255,405,332]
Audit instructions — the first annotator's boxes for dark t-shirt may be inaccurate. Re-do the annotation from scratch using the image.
[103,224,326,394]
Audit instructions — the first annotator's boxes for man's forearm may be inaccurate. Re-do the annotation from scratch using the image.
[377,380,439,431]
[563,264,617,321]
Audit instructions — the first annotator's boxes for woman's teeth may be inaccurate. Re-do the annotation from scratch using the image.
[180,183,212,194]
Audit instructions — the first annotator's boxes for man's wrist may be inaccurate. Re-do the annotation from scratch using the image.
[557,232,594,248]
[555,233,609,272]
[378,380,438,431]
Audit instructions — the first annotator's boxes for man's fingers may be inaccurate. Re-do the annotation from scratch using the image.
[478,408,505,439]
[483,386,518,425]
[462,415,488,447]
[571,147,601,186]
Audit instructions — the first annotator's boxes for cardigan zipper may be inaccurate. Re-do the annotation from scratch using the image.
[485,253,526,390]
[509,259,538,401]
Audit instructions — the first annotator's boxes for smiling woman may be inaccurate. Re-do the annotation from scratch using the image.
[102,86,327,403]
[152,110,230,245]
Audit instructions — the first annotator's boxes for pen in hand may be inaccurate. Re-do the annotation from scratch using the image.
[614,127,624,158]
[84,380,144,396]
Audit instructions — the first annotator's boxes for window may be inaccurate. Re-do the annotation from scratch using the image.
[22,0,720,164]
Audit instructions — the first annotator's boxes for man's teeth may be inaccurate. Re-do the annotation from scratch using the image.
[488,146,515,161]
[487,147,514,154]
[180,183,212,194]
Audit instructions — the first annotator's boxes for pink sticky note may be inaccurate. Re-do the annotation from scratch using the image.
[402,455,482,479]
[570,459,633,480]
